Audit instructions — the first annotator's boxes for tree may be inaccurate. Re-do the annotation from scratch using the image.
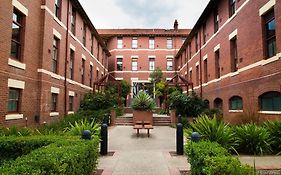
[149,68,163,84]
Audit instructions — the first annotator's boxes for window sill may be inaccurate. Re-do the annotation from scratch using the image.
[50,112,59,117]
[229,110,243,113]
[5,113,23,120]
[51,73,61,80]
[68,111,74,115]
[258,111,281,115]
[8,58,26,70]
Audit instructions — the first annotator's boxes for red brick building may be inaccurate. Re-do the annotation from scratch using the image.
[0,0,110,126]
[99,25,189,105]
[175,0,281,122]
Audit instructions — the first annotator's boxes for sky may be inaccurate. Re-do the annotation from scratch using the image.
[79,0,210,29]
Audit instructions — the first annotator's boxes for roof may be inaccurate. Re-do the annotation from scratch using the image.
[175,0,219,58]
[71,0,111,56]
[98,29,190,38]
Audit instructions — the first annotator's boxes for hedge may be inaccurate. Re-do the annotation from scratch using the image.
[185,141,255,175]
[0,136,99,175]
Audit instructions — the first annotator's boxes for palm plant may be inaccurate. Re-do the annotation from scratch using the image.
[234,123,271,155]
[131,91,156,111]
[64,119,100,137]
[263,121,281,154]
[189,115,237,151]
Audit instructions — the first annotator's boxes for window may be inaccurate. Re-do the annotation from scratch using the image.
[214,8,219,33]
[188,43,192,60]
[52,37,59,73]
[203,59,208,83]
[203,22,207,44]
[229,96,243,110]
[51,93,58,112]
[132,37,138,49]
[81,59,85,84]
[11,9,24,60]
[214,98,223,111]
[149,57,155,71]
[69,96,74,111]
[149,37,155,49]
[229,0,236,17]
[259,91,281,111]
[54,0,61,19]
[96,69,99,80]
[83,22,86,46]
[264,9,276,58]
[167,58,173,71]
[69,49,74,80]
[230,37,238,72]
[182,37,186,44]
[132,58,138,71]
[117,37,123,49]
[196,65,199,86]
[71,7,76,35]
[8,88,20,113]
[167,38,173,49]
[91,34,94,54]
[189,70,193,82]
[215,50,220,78]
[195,33,199,52]
[90,65,93,87]
[117,58,123,71]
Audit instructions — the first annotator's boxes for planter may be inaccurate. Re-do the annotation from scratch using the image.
[133,110,153,125]
[170,110,177,125]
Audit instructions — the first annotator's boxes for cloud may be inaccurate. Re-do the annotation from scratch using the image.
[79,0,209,29]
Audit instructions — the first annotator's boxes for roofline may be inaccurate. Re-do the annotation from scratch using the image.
[175,0,218,58]
[71,0,111,56]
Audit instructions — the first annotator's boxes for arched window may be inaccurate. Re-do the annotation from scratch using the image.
[229,96,243,110]
[204,99,210,109]
[214,98,223,111]
[259,91,281,111]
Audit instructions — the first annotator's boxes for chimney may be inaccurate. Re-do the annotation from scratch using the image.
[174,19,178,30]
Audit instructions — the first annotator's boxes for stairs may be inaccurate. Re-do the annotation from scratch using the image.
[115,115,171,126]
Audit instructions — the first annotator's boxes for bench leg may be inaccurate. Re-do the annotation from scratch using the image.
[147,129,150,137]
[137,129,139,137]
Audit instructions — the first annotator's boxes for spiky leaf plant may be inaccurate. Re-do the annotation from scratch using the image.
[131,91,156,111]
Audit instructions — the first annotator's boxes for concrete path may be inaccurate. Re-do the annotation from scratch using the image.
[98,126,189,175]
[239,156,281,170]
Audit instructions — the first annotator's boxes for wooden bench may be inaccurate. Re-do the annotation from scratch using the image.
[133,121,154,137]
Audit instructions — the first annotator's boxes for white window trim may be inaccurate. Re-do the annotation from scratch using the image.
[259,111,281,115]
[8,79,25,89]
[116,55,124,58]
[90,61,93,66]
[131,56,139,58]
[82,54,86,60]
[12,0,28,16]
[68,111,74,115]
[166,55,174,58]
[70,43,76,51]
[195,61,199,66]
[53,28,62,40]
[189,67,193,71]
[51,87,60,94]
[69,91,75,96]
[229,110,243,113]
[115,77,124,80]
[50,112,59,117]
[148,55,156,58]
[5,114,23,120]
[214,44,220,52]
[259,0,275,16]
[203,54,208,61]
[229,29,238,40]
[8,58,26,70]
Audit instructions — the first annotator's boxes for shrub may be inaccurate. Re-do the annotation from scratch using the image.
[64,119,100,137]
[115,106,124,116]
[185,141,255,175]
[0,126,34,137]
[189,115,236,150]
[80,92,116,111]
[264,120,281,154]
[0,136,99,175]
[131,91,156,111]
[234,123,271,155]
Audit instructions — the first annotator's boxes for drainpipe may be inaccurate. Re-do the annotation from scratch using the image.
[64,0,70,116]
[199,30,203,98]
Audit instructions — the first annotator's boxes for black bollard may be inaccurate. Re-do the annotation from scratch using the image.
[177,114,182,123]
[82,130,92,140]
[100,123,108,155]
[176,122,184,155]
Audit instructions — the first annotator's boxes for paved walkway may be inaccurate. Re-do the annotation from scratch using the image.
[239,156,281,170]
[98,126,189,175]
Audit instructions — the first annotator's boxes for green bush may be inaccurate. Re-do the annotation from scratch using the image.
[64,119,100,137]
[189,115,236,150]
[203,156,255,175]
[80,92,116,111]
[264,120,281,154]
[131,91,156,111]
[185,141,255,175]
[0,126,35,137]
[115,106,124,116]
[234,123,271,155]
[0,136,99,175]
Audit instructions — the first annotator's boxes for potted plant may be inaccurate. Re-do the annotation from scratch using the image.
[131,91,156,125]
